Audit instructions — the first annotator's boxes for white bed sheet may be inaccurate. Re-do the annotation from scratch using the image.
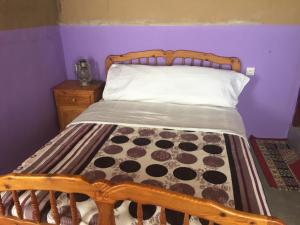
[70,100,246,138]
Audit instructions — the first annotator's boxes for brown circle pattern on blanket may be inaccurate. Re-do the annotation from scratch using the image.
[133,137,151,146]
[173,167,197,180]
[127,147,147,158]
[82,170,106,182]
[202,187,229,204]
[120,160,141,173]
[111,174,134,183]
[203,156,225,167]
[203,170,227,184]
[203,144,223,154]
[111,135,129,144]
[170,183,195,196]
[94,157,115,168]
[117,127,135,134]
[103,145,123,154]
[151,150,171,162]
[141,179,164,188]
[146,164,168,177]
[79,125,234,219]
[181,133,198,141]
[176,153,197,164]
[159,131,177,139]
[203,134,221,143]
[178,142,198,151]
[155,140,174,149]
[138,128,155,136]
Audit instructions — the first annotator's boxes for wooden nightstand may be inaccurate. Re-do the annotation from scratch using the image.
[53,80,104,130]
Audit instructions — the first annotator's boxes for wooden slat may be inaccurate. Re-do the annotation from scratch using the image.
[49,191,60,225]
[159,207,166,225]
[208,220,214,225]
[137,203,143,225]
[69,193,78,225]
[181,57,185,65]
[183,213,189,225]
[30,191,40,222]
[0,194,5,216]
[97,202,115,225]
[12,191,23,219]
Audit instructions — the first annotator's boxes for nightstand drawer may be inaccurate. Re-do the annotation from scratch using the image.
[55,92,92,106]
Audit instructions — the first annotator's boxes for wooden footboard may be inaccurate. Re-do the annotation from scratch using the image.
[0,174,285,225]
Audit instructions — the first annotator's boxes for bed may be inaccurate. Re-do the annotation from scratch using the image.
[0,50,285,225]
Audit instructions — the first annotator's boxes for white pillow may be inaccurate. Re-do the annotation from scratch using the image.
[103,64,249,108]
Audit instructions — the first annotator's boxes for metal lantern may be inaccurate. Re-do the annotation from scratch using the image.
[75,59,92,86]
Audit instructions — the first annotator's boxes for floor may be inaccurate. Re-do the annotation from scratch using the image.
[249,146,300,225]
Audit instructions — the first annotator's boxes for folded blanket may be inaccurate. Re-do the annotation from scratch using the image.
[2,123,269,225]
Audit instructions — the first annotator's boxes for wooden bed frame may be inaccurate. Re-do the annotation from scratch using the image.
[105,49,241,73]
[0,50,285,225]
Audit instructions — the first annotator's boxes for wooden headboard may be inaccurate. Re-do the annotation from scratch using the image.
[105,50,241,74]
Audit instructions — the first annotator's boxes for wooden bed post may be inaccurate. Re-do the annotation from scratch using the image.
[97,202,115,225]
[165,50,174,65]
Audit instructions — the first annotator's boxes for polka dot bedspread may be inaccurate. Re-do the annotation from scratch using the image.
[2,123,269,225]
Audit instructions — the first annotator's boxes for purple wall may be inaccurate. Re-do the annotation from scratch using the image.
[0,26,66,174]
[60,25,300,138]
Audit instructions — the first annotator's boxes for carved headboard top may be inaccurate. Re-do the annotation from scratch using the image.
[105,50,241,74]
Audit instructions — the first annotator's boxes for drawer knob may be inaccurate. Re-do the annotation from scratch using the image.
[72,97,77,103]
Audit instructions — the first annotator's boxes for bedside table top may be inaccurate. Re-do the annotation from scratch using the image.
[54,80,104,91]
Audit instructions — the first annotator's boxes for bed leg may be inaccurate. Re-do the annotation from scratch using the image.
[97,202,115,225]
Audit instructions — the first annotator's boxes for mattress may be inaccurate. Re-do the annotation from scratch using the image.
[2,101,269,225]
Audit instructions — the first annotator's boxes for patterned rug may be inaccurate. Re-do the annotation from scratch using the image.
[249,136,300,191]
